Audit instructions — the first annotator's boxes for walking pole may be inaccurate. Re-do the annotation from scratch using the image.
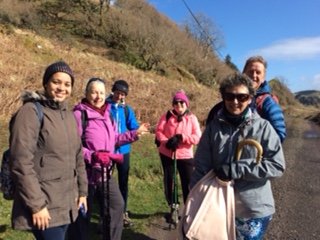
[101,163,111,240]
[169,150,179,230]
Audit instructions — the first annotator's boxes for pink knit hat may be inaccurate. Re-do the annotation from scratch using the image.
[172,90,189,107]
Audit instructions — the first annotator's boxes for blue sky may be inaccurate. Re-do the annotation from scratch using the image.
[148,0,320,93]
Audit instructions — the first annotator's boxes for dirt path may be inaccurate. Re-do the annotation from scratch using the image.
[265,118,320,239]
[143,118,320,240]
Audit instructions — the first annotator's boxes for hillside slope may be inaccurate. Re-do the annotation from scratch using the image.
[0,24,219,127]
[1,23,317,129]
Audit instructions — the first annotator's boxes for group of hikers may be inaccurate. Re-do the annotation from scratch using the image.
[6,55,286,240]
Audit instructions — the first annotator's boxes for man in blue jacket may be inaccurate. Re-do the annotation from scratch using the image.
[242,55,286,142]
[106,80,140,227]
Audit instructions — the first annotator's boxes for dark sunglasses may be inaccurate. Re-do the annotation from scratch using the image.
[173,101,185,105]
[223,93,251,102]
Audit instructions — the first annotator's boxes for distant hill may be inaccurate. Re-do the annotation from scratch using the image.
[295,90,320,108]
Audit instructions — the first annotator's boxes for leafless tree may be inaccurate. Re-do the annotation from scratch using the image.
[183,13,224,59]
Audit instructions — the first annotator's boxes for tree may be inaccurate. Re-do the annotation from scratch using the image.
[182,12,224,59]
[225,54,238,72]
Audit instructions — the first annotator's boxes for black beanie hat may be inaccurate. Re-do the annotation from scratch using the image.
[112,80,129,95]
[43,61,75,87]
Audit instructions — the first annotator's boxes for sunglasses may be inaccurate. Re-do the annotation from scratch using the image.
[173,101,185,105]
[223,93,251,102]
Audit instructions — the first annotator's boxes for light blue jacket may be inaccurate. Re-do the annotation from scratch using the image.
[191,108,285,219]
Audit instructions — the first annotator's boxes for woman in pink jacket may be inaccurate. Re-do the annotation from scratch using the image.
[155,90,201,215]
[70,78,149,240]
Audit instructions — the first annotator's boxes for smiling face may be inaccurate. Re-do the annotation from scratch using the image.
[223,85,252,115]
[173,100,188,115]
[44,72,72,102]
[86,81,106,108]
[112,90,126,104]
[243,61,266,90]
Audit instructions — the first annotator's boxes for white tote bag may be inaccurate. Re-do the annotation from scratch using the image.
[179,138,263,240]
[179,170,236,240]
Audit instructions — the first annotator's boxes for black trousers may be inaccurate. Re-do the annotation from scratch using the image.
[159,153,194,206]
[116,153,130,212]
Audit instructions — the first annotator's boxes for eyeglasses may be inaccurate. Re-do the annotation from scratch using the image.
[223,93,251,102]
[173,101,185,105]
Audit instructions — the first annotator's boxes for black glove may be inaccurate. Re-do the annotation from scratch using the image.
[175,134,182,142]
[215,164,232,181]
[165,134,182,151]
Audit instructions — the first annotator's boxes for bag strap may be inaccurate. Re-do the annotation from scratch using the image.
[80,110,88,147]
[34,101,44,125]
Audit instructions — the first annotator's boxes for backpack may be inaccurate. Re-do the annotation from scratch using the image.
[0,102,43,200]
[255,93,279,115]
[205,93,280,125]
[154,110,173,147]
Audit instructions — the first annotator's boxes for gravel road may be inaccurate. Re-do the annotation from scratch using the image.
[142,117,320,240]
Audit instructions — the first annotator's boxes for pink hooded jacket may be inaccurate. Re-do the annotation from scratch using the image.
[73,102,138,184]
[155,110,201,159]
[73,102,138,163]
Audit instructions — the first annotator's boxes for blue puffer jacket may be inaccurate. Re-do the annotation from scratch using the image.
[255,81,286,142]
[106,97,140,154]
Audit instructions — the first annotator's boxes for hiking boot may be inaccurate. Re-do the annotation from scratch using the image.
[164,212,173,224]
[123,212,134,227]
[97,220,102,234]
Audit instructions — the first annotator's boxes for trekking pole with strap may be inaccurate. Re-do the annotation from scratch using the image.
[169,150,179,230]
[101,163,111,240]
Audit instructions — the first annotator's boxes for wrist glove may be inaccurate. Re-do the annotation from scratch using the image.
[92,151,111,166]
[175,134,183,142]
[108,153,124,164]
[215,165,232,181]
[165,135,181,151]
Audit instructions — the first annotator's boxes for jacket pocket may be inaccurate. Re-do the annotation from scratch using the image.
[39,174,65,210]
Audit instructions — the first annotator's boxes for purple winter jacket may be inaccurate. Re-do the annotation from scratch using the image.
[73,102,138,184]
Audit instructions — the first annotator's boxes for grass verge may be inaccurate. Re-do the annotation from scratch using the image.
[0,132,178,239]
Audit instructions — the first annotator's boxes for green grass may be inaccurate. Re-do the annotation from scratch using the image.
[0,132,179,239]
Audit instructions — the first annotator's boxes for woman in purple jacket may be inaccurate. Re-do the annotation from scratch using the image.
[70,78,149,240]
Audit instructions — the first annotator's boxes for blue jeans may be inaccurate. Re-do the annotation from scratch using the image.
[236,215,272,240]
[32,224,68,240]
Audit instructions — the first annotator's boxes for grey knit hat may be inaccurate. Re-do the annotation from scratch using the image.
[43,61,75,87]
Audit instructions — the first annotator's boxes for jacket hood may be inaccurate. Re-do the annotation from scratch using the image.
[73,101,88,112]
[257,80,271,95]
[21,90,67,110]
[21,90,45,103]
[73,100,110,114]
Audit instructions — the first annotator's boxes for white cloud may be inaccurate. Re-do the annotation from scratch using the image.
[251,36,320,60]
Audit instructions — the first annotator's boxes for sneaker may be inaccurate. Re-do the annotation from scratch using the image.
[123,212,134,227]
